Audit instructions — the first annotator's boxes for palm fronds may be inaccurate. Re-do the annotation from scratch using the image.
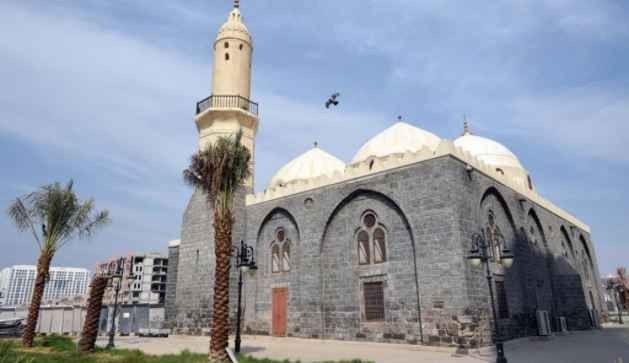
[7,180,110,254]
[183,129,252,215]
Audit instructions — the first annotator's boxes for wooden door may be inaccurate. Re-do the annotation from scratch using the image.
[272,288,287,336]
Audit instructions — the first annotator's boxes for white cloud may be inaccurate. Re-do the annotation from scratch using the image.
[511,87,629,163]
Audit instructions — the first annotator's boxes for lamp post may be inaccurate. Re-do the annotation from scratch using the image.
[106,257,125,349]
[233,240,257,354]
[467,231,514,363]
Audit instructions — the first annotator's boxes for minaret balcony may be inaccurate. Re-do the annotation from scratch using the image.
[196,95,258,116]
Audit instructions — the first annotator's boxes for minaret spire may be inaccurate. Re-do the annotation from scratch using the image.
[234,0,240,8]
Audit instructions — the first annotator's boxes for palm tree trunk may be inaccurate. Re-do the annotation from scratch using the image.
[209,209,233,363]
[78,276,109,353]
[22,252,52,347]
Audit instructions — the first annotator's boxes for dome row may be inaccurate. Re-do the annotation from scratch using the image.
[268,121,529,190]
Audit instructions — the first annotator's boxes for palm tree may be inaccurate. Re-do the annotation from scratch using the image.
[78,275,109,353]
[7,181,110,347]
[617,267,628,310]
[183,130,251,363]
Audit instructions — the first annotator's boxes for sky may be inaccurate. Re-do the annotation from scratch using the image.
[0,1,627,277]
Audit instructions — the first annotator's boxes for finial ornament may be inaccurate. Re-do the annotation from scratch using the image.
[234,0,240,8]
[463,115,471,136]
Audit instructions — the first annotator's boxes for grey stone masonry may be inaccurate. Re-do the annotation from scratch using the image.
[167,154,603,348]
[164,244,179,324]
[172,187,247,335]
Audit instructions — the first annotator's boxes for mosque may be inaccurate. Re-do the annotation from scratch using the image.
[165,2,604,347]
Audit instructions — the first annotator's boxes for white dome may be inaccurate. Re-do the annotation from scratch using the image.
[352,122,441,164]
[453,133,524,170]
[269,147,345,188]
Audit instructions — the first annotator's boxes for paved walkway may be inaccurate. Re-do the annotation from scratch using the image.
[97,325,629,363]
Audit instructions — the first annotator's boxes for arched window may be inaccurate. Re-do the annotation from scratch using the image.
[225,52,230,61]
[271,244,280,273]
[224,41,229,49]
[357,211,387,265]
[239,43,244,50]
[486,210,505,260]
[374,228,386,263]
[282,243,290,272]
[357,230,370,265]
[582,254,590,281]
[561,241,568,257]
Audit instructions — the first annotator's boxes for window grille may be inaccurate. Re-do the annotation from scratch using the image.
[364,282,385,321]
[495,279,509,319]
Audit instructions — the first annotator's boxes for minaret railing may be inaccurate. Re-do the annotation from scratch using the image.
[196,95,258,116]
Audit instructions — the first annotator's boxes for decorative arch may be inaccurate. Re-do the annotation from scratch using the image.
[320,190,414,253]
[319,188,423,341]
[579,234,595,281]
[480,187,518,253]
[527,208,549,250]
[480,187,522,318]
[256,207,300,276]
[579,235,594,267]
[256,207,301,244]
[480,187,516,232]
[560,226,575,260]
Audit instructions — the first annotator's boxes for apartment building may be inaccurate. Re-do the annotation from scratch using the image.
[0,265,90,306]
[96,253,168,306]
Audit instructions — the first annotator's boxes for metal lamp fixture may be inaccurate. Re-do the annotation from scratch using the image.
[467,231,514,363]
[106,257,125,350]
[233,240,257,354]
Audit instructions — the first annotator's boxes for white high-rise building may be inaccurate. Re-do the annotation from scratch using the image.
[0,265,90,306]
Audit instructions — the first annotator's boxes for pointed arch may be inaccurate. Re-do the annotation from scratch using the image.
[319,188,423,341]
[480,187,516,232]
[256,207,301,244]
[527,208,549,249]
[579,234,594,268]
[560,226,575,259]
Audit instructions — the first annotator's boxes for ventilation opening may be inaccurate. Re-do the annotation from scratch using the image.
[369,160,375,170]
[527,175,533,190]
[239,43,244,50]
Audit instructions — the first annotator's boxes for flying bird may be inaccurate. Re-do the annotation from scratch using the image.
[325,92,340,109]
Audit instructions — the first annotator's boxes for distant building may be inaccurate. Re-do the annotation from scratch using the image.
[96,253,168,306]
[0,265,90,307]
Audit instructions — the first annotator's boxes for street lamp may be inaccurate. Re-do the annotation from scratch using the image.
[106,257,125,349]
[233,240,257,354]
[467,231,514,363]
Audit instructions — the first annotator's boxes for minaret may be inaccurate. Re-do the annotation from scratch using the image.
[195,1,258,188]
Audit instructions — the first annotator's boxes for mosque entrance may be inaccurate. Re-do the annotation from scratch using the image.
[272,287,287,336]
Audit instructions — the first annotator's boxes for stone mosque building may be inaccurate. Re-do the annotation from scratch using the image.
[165,2,604,346]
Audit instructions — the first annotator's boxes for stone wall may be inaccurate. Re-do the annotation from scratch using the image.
[244,156,470,346]
[164,244,179,324]
[169,154,603,347]
[171,187,247,334]
[451,155,603,341]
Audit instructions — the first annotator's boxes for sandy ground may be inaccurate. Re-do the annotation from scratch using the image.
[96,325,629,363]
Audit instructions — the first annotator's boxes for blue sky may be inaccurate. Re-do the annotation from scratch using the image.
[0,1,627,276]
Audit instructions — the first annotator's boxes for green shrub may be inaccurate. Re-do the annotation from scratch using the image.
[36,334,76,352]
